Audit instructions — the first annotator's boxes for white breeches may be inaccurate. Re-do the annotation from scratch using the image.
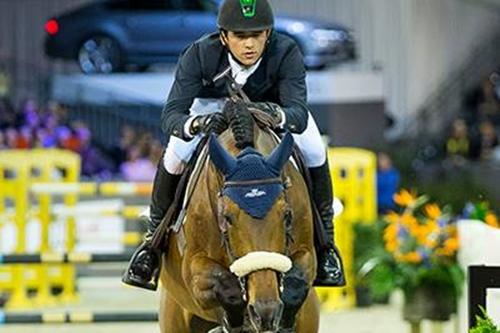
[163,99,326,175]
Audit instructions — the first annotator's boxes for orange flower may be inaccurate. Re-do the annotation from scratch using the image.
[397,251,422,264]
[385,211,400,224]
[485,213,499,228]
[384,224,399,243]
[400,213,418,230]
[424,203,441,220]
[385,239,399,253]
[393,189,417,207]
[414,222,437,245]
[423,220,439,236]
[424,238,438,249]
[436,237,459,256]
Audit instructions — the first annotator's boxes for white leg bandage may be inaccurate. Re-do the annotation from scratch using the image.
[229,251,292,278]
[292,113,327,168]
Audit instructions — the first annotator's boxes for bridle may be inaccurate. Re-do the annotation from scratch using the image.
[215,174,294,301]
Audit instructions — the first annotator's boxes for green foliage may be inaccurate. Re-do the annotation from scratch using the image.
[468,201,491,221]
[364,260,396,300]
[353,220,395,301]
[470,307,500,333]
[353,221,385,272]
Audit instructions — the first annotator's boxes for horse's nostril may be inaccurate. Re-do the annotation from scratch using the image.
[248,303,262,328]
[248,300,283,331]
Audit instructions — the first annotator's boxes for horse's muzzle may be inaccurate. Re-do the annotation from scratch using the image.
[248,299,284,332]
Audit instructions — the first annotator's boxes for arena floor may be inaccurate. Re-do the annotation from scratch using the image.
[1,277,464,333]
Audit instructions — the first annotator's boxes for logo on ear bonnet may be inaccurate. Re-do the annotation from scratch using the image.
[244,188,267,198]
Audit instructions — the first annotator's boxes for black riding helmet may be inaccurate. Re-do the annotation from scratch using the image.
[217,0,274,32]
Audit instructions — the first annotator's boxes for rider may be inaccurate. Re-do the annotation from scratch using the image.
[122,0,345,291]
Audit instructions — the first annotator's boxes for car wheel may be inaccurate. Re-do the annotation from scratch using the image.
[78,35,122,74]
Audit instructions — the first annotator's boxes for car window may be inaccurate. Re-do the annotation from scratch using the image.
[172,0,210,11]
[106,0,174,11]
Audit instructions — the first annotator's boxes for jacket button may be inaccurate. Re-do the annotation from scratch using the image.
[290,124,296,130]
[173,130,179,135]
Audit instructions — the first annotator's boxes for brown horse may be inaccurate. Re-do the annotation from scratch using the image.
[159,126,319,333]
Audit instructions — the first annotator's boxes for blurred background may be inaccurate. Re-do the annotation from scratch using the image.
[0,0,499,332]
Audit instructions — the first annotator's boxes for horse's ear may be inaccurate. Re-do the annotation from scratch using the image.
[208,133,236,175]
[266,132,294,173]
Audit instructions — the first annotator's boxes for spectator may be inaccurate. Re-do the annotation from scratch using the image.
[69,121,111,179]
[149,139,163,166]
[0,131,6,149]
[491,72,500,100]
[58,127,82,152]
[463,74,500,126]
[120,145,156,182]
[16,126,32,149]
[22,99,41,129]
[377,152,400,213]
[5,128,19,149]
[0,98,17,129]
[0,70,9,98]
[109,125,137,170]
[445,118,470,167]
[34,128,57,148]
[474,120,499,161]
[0,97,164,180]
[477,76,500,124]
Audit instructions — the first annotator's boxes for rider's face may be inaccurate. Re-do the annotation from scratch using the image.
[221,30,270,66]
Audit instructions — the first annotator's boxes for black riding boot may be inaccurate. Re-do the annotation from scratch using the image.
[122,162,181,291]
[309,160,346,287]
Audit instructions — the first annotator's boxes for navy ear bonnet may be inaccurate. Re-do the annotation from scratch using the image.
[209,133,294,219]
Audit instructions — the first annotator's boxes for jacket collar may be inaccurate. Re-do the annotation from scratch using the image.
[212,31,276,93]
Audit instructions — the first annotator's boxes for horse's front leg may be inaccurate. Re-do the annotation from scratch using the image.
[279,249,316,331]
[185,254,247,330]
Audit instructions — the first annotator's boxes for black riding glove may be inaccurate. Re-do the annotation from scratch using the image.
[189,113,228,136]
[222,100,254,149]
[246,102,283,129]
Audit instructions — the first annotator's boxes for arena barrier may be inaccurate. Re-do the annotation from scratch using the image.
[315,147,377,310]
[468,265,500,329]
[0,147,377,312]
[0,149,150,309]
[0,311,158,324]
[0,252,133,264]
[0,149,80,309]
[30,182,152,197]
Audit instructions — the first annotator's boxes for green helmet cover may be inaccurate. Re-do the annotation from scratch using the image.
[217,0,274,32]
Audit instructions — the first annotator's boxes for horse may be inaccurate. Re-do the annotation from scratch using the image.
[158,123,320,333]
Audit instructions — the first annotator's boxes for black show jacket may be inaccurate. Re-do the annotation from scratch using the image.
[161,31,310,140]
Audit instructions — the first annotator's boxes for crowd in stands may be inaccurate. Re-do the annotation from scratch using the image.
[0,97,161,181]
[445,71,500,167]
